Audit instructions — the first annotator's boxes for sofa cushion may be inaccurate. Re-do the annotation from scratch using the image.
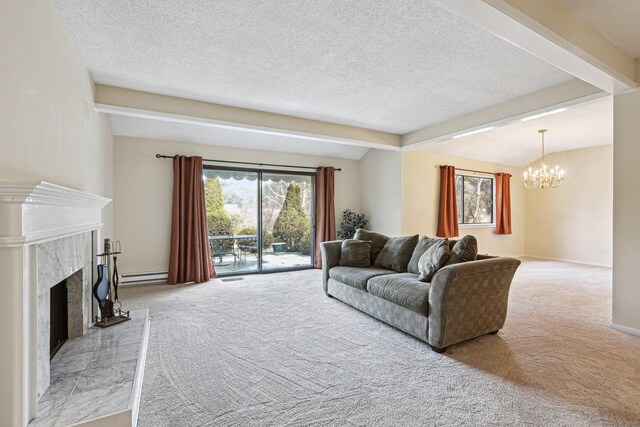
[446,235,478,265]
[407,237,428,274]
[408,237,448,274]
[373,235,419,273]
[329,266,393,291]
[447,239,458,250]
[354,229,389,264]
[418,239,451,282]
[367,273,431,315]
[339,239,371,267]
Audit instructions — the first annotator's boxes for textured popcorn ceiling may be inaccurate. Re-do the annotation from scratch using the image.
[559,0,640,59]
[51,0,573,134]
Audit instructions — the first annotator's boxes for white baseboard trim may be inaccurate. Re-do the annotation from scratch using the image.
[120,272,168,286]
[521,255,612,268]
[611,323,640,337]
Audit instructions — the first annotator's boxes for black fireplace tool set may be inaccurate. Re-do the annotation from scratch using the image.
[93,238,130,328]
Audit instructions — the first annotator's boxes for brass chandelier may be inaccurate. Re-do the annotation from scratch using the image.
[523,129,565,189]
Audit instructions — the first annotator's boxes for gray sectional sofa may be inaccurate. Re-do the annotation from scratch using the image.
[320,231,521,352]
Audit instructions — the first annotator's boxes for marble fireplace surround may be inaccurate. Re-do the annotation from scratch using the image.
[37,232,93,400]
[0,182,111,427]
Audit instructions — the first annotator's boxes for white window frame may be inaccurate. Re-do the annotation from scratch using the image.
[456,173,496,229]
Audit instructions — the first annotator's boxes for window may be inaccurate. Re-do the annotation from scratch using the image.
[456,174,494,225]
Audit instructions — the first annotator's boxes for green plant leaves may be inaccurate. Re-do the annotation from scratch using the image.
[337,209,368,240]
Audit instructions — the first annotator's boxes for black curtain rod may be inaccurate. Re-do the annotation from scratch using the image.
[155,154,341,172]
[453,167,512,178]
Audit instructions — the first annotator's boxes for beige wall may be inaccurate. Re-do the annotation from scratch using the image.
[0,0,114,235]
[113,137,362,274]
[401,151,525,257]
[360,149,402,236]
[1,1,113,425]
[613,88,640,332]
[524,145,613,266]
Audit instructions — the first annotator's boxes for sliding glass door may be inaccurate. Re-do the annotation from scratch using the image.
[204,169,260,275]
[261,173,314,271]
[204,167,314,275]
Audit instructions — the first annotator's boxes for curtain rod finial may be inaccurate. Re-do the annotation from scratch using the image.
[155,154,161,158]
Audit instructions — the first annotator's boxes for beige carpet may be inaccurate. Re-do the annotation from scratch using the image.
[121,258,640,426]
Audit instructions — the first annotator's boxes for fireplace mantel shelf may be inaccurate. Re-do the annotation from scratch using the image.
[0,181,112,247]
[0,181,111,207]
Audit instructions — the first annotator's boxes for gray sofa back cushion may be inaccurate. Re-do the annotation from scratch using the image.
[446,235,478,265]
[408,236,448,274]
[354,229,389,264]
[407,237,429,274]
[418,239,451,282]
[339,239,371,267]
[373,234,419,273]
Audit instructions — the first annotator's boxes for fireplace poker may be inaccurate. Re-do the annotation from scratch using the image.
[113,241,121,310]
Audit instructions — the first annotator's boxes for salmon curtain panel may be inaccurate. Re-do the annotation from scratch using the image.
[436,165,459,238]
[168,155,215,284]
[314,167,336,268]
[495,172,512,235]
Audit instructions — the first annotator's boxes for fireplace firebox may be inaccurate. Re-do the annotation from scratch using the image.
[50,279,69,359]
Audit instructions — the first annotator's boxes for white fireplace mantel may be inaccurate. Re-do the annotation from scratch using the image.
[0,181,111,247]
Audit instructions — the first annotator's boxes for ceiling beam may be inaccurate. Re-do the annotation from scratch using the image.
[402,79,606,148]
[94,85,401,150]
[430,0,637,94]
[95,104,400,151]
[95,104,400,152]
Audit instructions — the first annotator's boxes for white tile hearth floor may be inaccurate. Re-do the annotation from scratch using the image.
[30,310,149,427]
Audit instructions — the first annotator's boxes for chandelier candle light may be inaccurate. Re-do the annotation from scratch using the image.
[523,129,565,189]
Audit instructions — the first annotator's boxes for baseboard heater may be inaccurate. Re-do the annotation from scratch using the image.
[120,272,168,286]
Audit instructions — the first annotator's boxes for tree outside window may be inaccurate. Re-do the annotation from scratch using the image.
[455,175,493,224]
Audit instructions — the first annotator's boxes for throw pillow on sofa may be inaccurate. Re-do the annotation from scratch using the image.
[446,235,478,265]
[407,236,447,274]
[354,229,389,264]
[418,239,451,282]
[339,239,372,267]
[373,234,419,273]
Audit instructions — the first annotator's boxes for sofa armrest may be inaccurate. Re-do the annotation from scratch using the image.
[427,257,521,349]
[320,240,342,295]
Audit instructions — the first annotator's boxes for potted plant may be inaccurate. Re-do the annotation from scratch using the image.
[338,210,368,240]
[272,242,287,253]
